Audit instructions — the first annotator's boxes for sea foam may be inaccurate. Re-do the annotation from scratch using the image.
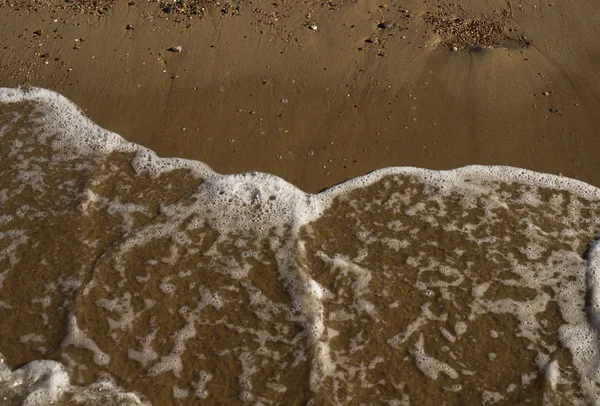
[2,87,600,405]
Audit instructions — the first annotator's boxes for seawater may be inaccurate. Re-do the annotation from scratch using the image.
[1,87,600,405]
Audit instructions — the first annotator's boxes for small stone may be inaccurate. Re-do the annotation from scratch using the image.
[33,29,44,36]
[308,24,318,31]
[452,46,459,51]
[543,91,550,96]
[377,21,393,29]
[126,24,134,30]
[168,46,182,53]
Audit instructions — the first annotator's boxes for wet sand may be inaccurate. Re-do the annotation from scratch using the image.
[2,90,600,404]
[1,0,599,193]
[2,2,600,404]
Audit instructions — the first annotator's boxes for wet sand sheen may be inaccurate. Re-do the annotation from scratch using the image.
[0,0,599,192]
[1,0,600,404]
[1,88,600,404]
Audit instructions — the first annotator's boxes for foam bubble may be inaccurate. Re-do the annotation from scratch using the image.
[4,86,600,404]
[410,334,459,380]
[61,314,111,366]
[0,355,145,405]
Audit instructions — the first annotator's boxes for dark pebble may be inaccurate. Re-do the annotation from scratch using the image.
[377,21,394,29]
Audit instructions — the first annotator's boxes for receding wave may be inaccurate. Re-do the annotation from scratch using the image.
[1,87,600,405]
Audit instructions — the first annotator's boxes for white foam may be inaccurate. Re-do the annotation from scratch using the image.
[4,86,600,404]
[191,371,213,399]
[61,313,111,366]
[544,360,560,390]
[0,354,146,405]
[0,87,211,178]
[0,357,69,405]
[557,240,600,402]
[482,390,504,404]
[128,329,159,367]
[454,321,468,336]
[410,334,459,380]
[0,87,134,157]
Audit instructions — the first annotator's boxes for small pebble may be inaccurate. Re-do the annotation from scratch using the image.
[168,46,182,53]
[308,24,318,31]
[452,46,459,51]
[33,29,44,36]
[377,21,393,29]
[126,24,134,30]
[543,91,550,96]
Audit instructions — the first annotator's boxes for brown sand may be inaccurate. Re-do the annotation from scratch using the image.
[2,2,600,403]
[1,0,599,193]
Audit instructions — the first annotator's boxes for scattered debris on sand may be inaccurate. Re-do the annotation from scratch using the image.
[424,6,530,51]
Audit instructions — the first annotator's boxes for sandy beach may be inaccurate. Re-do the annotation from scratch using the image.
[2,1,600,405]
[1,0,599,192]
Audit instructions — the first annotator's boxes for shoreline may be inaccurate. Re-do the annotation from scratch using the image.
[2,88,600,403]
[2,4,600,400]
[1,0,599,193]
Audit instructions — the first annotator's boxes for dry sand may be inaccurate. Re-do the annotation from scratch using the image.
[1,0,599,193]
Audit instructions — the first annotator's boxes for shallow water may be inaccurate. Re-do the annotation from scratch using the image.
[1,87,600,405]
